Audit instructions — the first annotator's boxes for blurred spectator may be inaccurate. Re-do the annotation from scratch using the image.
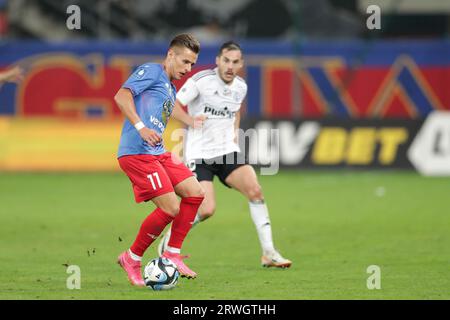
[154,0,203,29]
[7,0,446,41]
[293,0,362,39]
[0,0,8,38]
[186,16,230,43]
[231,0,292,38]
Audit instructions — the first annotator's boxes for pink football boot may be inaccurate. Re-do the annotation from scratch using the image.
[117,251,145,286]
[162,251,197,279]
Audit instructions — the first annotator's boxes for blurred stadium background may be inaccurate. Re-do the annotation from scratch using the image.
[0,0,449,299]
[1,0,450,173]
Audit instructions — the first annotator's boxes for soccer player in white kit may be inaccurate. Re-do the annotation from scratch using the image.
[159,41,291,268]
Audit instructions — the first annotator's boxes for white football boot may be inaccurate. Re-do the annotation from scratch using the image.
[261,249,292,268]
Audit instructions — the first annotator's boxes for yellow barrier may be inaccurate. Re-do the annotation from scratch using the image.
[0,117,184,171]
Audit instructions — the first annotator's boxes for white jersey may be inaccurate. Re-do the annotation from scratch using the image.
[176,68,248,161]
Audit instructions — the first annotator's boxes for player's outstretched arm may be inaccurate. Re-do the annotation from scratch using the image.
[114,88,161,146]
[172,99,206,129]
[0,66,24,85]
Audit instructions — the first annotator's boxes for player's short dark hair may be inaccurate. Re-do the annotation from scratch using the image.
[169,34,200,54]
[218,41,242,56]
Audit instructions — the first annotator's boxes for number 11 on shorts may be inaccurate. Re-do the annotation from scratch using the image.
[147,172,162,190]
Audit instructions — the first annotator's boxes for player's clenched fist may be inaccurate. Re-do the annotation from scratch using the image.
[191,114,207,129]
[139,127,162,146]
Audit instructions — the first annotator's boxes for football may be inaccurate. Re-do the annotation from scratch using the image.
[143,257,179,290]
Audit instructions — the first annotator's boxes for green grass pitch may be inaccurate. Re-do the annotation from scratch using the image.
[0,171,449,300]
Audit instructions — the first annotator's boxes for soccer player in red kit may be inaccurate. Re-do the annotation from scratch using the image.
[114,34,204,286]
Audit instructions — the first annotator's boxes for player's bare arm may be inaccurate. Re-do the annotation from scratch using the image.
[172,99,206,129]
[114,88,161,146]
[0,66,24,85]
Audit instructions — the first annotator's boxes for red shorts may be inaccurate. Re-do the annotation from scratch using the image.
[118,152,193,203]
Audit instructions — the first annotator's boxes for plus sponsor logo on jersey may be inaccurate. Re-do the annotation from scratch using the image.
[203,105,236,119]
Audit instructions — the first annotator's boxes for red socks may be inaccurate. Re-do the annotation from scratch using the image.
[130,207,174,257]
[168,196,204,250]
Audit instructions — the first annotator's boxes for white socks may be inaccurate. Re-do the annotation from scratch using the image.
[166,246,181,254]
[128,249,142,261]
[188,201,276,255]
[249,200,275,254]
